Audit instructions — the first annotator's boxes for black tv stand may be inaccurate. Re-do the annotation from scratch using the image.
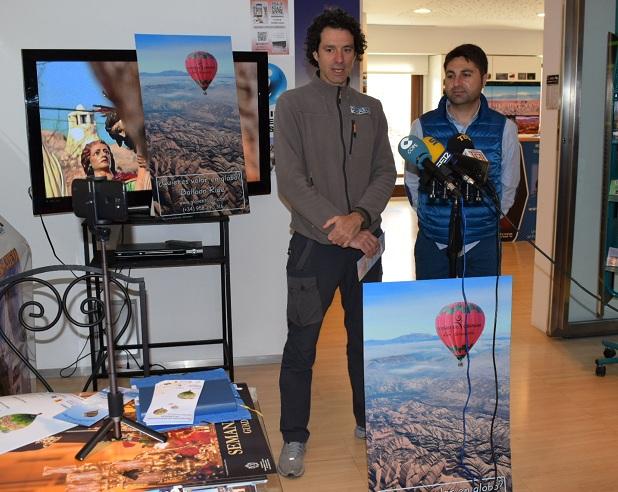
[82,214,234,390]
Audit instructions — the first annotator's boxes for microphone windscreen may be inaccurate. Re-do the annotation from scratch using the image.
[447,133,475,153]
[398,135,431,167]
[422,136,446,162]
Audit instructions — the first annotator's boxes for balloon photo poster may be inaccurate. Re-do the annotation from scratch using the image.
[134,34,249,218]
[363,276,513,492]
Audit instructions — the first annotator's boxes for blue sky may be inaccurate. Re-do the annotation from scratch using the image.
[36,61,114,143]
[364,276,512,340]
[134,34,235,77]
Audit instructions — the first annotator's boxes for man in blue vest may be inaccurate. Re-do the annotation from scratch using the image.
[405,44,520,279]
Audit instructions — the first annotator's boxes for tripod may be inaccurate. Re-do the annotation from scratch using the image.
[73,177,166,460]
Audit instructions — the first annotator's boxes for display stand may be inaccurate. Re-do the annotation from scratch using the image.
[82,212,234,390]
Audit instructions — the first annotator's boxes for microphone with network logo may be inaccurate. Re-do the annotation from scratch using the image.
[398,135,461,198]
[446,133,489,187]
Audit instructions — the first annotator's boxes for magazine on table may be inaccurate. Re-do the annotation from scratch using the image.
[1,383,275,490]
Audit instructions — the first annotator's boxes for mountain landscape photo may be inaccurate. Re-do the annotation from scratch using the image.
[363,278,513,492]
[135,34,249,217]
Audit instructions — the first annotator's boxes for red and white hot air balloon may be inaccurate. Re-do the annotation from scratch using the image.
[185,51,218,94]
[435,301,485,365]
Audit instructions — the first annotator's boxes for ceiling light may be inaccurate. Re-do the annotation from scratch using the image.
[537,12,545,17]
[413,8,432,14]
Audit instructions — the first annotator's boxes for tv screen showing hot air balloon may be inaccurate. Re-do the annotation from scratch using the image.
[21,48,270,216]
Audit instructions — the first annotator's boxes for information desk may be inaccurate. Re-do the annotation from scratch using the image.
[0,385,281,492]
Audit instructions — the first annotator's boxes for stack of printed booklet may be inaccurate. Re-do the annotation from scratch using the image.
[132,368,251,430]
[0,368,275,491]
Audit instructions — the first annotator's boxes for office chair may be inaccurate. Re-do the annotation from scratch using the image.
[595,340,618,376]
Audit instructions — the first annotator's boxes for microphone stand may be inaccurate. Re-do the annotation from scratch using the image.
[75,178,167,461]
[447,195,463,278]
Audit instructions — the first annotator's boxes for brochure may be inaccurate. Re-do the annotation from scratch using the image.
[0,392,81,454]
[54,386,138,427]
[357,233,385,281]
[144,379,205,425]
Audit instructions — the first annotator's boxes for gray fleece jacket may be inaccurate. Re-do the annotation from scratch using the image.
[274,74,396,244]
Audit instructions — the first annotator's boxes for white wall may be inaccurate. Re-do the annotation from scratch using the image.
[531,0,563,332]
[367,54,428,74]
[366,25,543,56]
[0,0,290,370]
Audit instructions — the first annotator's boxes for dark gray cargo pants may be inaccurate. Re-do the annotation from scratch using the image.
[279,232,382,443]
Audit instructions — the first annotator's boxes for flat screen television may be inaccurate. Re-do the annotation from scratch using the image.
[22,49,270,216]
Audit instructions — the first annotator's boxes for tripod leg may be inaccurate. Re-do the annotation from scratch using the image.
[75,417,115,461]
[120,416,167,443]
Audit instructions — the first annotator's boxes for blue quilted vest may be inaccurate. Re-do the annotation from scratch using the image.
[418,94,506,244]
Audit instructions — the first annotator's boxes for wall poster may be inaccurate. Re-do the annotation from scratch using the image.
[364,277,513,492]
[251,0,290,55]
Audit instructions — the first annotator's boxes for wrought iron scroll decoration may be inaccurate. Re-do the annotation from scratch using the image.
[0,264,143,392]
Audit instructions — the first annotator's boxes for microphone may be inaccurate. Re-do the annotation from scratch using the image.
[398,135,461,198]
[445,132,489,162]
[422,136,469,184]
[447,133,475,152]
[397,135,431,173]
[445,134,489,186]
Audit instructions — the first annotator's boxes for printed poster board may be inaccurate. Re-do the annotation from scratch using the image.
[364,276,513,492]
[135,34,250,218]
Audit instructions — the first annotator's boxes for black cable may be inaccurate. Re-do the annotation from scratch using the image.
[59,338,92,378]
[489,187,502,486]
[450,188,502,487]
[455,200,483,485]
[477,182,618,315]
[120,347,167,373]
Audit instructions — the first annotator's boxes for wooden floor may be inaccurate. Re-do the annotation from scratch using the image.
[47,199,618,491]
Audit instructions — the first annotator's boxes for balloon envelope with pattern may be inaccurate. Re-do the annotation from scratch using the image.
[435,301,485,362]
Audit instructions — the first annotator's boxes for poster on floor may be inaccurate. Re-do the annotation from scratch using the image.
[363,276,513,492]
[135,34,249,218]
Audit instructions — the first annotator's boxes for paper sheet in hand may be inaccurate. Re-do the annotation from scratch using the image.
[357,233,385,281]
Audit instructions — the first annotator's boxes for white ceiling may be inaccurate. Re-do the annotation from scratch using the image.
[364,0,545,31]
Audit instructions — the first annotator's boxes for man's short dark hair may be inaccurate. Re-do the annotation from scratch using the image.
[305,7,367,68]
[444,44,488,76]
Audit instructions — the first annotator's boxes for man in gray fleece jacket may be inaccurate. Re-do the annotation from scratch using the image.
[274,7,396,479]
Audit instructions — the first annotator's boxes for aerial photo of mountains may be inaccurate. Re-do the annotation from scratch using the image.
[140,72,248,217]
[363,278,513,492]
[135,34,249,218]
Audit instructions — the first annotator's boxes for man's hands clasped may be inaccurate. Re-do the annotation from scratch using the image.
[323,212,379,257]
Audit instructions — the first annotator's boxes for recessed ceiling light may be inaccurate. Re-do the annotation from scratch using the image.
[537,12,545,17]
[413,8,432,14]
